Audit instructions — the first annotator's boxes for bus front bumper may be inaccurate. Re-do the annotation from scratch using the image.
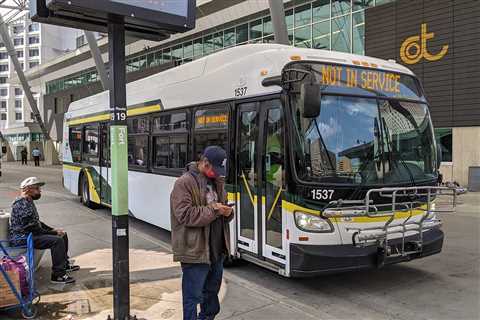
[289,228,444,277]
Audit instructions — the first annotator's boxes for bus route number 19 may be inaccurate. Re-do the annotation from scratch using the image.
[311,189,334,200]
[111,111,126,122]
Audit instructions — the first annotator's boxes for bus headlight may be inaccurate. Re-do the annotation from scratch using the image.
[294,211,333,233]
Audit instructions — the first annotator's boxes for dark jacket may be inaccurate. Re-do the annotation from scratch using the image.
[9,197,56,246]
[170,162,233,264]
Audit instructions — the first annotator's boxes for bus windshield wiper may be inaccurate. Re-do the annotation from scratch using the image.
[381,118,416,187]
[312,118,336,171]
[347,119,383,201]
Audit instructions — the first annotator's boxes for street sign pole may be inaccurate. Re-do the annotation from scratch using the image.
[107,16,131,320]
[30,3,195,319]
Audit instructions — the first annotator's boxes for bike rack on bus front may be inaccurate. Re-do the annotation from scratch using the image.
[322,186,458,267]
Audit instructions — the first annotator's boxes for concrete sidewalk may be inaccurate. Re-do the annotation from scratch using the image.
[0,163,319,320]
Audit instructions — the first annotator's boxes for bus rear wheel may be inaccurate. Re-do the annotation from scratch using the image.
[80,174,97,209]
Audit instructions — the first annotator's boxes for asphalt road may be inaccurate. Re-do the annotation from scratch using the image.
[1,163,479,320]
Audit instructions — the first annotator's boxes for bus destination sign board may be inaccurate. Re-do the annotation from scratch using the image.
[309,64,425,100]
[320,65,401,94]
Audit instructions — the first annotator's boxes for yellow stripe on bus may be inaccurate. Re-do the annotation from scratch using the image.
[127,104,162,116]
[282,201,319,216]
[63,164,81,172]
[348,209,425,223]
[227,192,236,202]
[66,104,162,126]
[67,114,110,126]
[282,200,426,223]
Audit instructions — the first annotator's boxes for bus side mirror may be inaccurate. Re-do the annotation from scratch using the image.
[262,75,282,87]
[301,83,321,118]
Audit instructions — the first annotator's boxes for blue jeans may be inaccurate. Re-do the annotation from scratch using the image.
[181,257,224,320]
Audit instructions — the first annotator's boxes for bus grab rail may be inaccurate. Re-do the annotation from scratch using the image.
[321,186,458,264]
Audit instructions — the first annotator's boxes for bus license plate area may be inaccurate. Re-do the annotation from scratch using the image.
[377,240,424,266]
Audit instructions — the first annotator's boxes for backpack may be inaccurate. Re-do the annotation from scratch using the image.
[1,255,29,297]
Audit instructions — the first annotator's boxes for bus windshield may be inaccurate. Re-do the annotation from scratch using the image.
[289,65,437,185]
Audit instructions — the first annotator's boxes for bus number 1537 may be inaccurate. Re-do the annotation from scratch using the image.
[311,189,334,200]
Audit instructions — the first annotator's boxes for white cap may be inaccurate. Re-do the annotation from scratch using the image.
[20,177,45,189]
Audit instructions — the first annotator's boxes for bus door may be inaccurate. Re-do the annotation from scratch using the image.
[236,100,286,264]
[99,123,111,205]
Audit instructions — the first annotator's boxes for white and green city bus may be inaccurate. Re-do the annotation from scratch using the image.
[62,44,455,277]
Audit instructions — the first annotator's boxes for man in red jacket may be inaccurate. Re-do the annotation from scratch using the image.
[170,146,234,320]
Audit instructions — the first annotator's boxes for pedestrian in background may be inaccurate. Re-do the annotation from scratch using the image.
[32,147,41,167]
[170,146,234,320]
[21,147,28,165]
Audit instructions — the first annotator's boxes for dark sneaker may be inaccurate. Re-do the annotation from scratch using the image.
[51,274,76,284]
[66,264,80,272]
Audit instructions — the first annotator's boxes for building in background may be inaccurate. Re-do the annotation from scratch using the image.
[364,0,479,187]
[10,0,478,186]
[0,9,77,161]
[24,0,378,147]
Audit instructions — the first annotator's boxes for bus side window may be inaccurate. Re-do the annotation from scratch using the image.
[193,106,229,158]
[152,111,189,170]
[100,124,110,166]
[127,116,150,168]
[83,124,99,164]
[69,126,82,163]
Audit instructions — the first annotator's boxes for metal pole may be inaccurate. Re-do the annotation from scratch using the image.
[0,5,27,10]
[0,13,51,140]
[268,0,289,45]
[85,30,109,90]
[108,16,131,320]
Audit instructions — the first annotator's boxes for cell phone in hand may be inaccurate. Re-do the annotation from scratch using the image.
[226,203,235,207]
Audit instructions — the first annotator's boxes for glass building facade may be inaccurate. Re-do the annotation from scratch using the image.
[46,0,394,95]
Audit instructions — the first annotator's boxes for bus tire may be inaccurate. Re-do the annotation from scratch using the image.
[80,173,97,209]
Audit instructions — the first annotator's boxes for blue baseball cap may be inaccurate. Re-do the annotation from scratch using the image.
[203,146,227,177]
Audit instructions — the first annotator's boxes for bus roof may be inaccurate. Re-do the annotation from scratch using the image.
[66,44,415,120]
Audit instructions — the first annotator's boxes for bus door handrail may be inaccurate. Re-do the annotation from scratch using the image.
[267,187,283,221]
[240,170,255,207]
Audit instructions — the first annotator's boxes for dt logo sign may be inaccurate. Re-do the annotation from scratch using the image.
[400,23,449,65]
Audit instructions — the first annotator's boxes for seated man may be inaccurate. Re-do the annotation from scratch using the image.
[9,177,79,284]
